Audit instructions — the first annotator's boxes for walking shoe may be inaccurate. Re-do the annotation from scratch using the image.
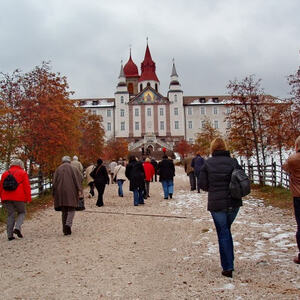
[222,270,233,278]
[13,229,23,238]
[64,225,72,235]
[169,193,173,199]
[164,197,168,200]
[8,237,15,241]
[293,254,300,264]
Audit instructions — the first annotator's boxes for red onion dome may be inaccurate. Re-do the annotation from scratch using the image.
[124,55,139,78]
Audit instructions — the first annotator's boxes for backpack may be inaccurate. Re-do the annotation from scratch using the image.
[229,168,251,199]
[3,171,19,191]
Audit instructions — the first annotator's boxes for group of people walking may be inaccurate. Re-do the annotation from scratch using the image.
[0,135,299,280]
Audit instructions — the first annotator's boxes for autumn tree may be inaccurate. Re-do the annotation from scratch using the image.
[194,117,220,156]
[78,111,105,166]
[287,64,300,143]
[174,139,192,159]
[0,70,23,168]
[104,138,128,161]
[226,75,269,184]
[19,62,82,176]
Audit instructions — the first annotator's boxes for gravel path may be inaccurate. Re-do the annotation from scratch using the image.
[0,166,299,299]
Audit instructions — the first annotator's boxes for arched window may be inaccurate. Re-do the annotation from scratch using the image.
[140,84,143,92]
[174,94,177,102]
[120,96,124,104]
[155,83,158,91]
[147,82,150,87]
[128,83,133,94]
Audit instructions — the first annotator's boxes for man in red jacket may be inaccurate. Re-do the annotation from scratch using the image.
[0,159,32,241]
[143,158,155,199]
[283,135,300,264]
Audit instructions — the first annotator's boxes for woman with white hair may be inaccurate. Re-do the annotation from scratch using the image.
[0,159,32,241]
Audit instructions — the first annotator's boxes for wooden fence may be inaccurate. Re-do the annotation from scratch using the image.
[29,175,52,198]
[241,160,289,188]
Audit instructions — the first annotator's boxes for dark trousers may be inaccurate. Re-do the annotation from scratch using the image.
[188,172,196,190]
[88,182,95,196]
[95,183,106,206]
[294,197,300,254]
[195,172,201,192]
[61,207,75,232]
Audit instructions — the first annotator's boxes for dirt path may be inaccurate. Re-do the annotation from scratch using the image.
[0,167,299,299]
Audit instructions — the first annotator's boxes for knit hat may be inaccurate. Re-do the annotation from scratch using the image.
[97,158,103,165]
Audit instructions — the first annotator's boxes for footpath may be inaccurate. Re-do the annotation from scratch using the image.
[0,167,299,299]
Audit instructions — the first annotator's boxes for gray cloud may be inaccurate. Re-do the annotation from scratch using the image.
[0,0,299,99]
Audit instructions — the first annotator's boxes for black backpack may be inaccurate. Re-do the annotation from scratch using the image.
[3,172,19,191]
[229,168,251,199]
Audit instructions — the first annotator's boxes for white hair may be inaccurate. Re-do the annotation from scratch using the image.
[10,159,24,169]
[62,156,71,162]
[73,155,78,161]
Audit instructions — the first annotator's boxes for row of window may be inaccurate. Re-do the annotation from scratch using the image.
[105,120,231,131]
[90,106,231,118]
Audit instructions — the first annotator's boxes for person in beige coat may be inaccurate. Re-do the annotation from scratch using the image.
[53,156,83,235]
[113,160,127,197]
[85,164,95,197]
[283,135,300,264]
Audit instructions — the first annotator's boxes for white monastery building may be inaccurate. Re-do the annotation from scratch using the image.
[78,43,231,152]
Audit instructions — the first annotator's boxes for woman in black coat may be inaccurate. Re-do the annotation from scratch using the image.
[199,138,242,278]
[125,156,145,206]
[90,158,109,207]
[157,155,175,199]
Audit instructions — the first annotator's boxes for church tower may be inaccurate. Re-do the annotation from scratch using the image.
[115,63,129,138]
[138,43,160,93]
[123,49,140,95]
[168,60,185,138]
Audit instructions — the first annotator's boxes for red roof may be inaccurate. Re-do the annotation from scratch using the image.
[139,44,159,82]
[124,53,139,78]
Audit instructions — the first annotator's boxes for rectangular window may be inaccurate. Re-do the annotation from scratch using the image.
[175,120,179,129]
[147,107,151,116]
[92,110,97,115]
[188,121,192,129]
[226,120,231,129]
[213,107,218,115]
[159,107,164,116]
[226,107,231,114]
[200,107,206,115]
[188,107,193,115]
[135,122,139,130]
[120,96,124,104]
[121,122,125,131]
[201,120,205,128]
[174,107,178,116]
[160,121,164,130]
[214,120,219,129]
[189,138,194,143]
[120,109,125,117]
[107,109,111,117]
[135,108,139,117]
[92,100,98,106]
[107,122,111,131]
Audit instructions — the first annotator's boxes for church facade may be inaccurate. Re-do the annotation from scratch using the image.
[78,44,231,152]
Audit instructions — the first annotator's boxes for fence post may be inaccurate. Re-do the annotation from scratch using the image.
[38,170,43,195]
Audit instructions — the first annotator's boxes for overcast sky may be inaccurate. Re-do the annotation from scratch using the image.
[0,0,299,99]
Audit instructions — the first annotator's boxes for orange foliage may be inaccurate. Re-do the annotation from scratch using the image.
[103,138,128,161]
[174,139,192,159]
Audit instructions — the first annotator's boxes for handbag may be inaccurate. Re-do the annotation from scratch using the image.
[76,197,85,211]
[113,165,121,183]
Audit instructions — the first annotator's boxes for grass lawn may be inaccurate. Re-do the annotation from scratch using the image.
[251,184,293,211]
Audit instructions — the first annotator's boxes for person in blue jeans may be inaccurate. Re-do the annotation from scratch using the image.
[199,137,243,278]
[158,155,175,199]
[113,160,127,197]
[125,156,146,206]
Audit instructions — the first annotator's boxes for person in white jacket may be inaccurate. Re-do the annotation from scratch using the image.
[113,160,127,197]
